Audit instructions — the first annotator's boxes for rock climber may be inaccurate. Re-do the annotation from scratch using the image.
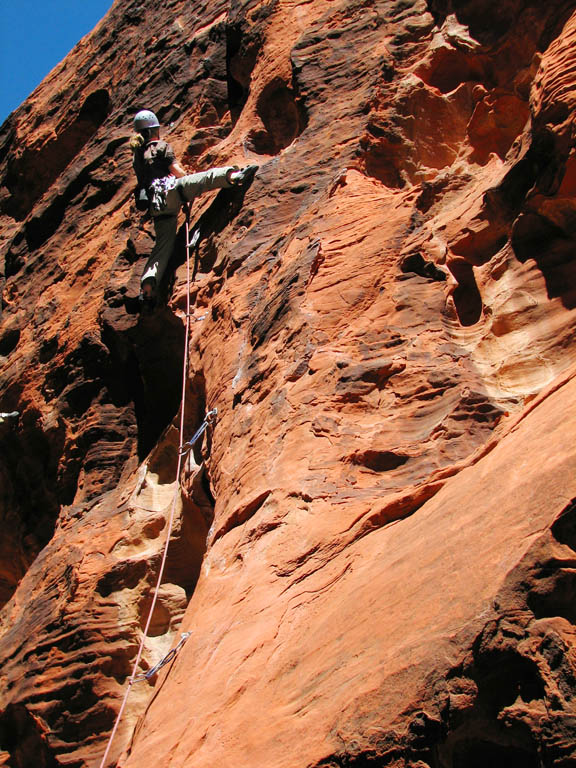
[130,109,257,307]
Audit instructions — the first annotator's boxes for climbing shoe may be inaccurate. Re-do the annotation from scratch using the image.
[229,165,259,186]
[138,280,157,313]
[138,292,156,313]
[0,411,19,424]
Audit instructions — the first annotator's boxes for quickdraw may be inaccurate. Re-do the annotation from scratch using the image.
[179,408,218,457]
[131,632,191,683]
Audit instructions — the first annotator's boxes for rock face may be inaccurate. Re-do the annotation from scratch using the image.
[1,0,576,766]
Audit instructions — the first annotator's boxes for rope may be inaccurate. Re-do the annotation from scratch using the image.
[98,203,213,768]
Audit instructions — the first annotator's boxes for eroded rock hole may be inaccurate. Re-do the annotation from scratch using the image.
[427,1,518,46]
[474,652,546,715]
[248,77,307,155]
[528,503,576,623]
[437,645,545,768]
[4,232,26,279]
[451,738,539,768]
[0,326,20,356]
[486,135,549,215]
[448,259,482,326]
[401,252,447,281]
[25,195,68,253]
[417,47,488,94]
[528,568,576,625]
[350,450,409,473]
[96,559,149,599]
[551,498,576,550]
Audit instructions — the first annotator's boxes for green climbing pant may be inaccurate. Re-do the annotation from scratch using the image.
[141,166,235,289]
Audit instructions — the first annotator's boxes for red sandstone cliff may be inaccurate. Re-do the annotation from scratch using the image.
[1,0,576,766]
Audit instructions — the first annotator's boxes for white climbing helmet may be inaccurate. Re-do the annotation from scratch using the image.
[133,109,160,132]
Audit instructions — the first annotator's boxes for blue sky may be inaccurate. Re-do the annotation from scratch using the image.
[0,0,114,126]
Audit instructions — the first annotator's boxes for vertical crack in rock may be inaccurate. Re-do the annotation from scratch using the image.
[180,17,243,163]
[129,311,186,460]
[225,21,261,126]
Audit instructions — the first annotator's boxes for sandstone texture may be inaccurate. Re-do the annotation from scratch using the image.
[1,0,576,766]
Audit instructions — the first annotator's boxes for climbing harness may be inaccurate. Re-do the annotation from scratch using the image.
[98,202,215,768]
[149,175,177,212]
[179,408,218,456]
[131,632,191,682]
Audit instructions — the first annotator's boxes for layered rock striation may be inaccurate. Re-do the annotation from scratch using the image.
[1,0,576,766]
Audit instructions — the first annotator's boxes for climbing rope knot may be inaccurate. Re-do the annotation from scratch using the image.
[178,407,218,456]
[131,632,192,683]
